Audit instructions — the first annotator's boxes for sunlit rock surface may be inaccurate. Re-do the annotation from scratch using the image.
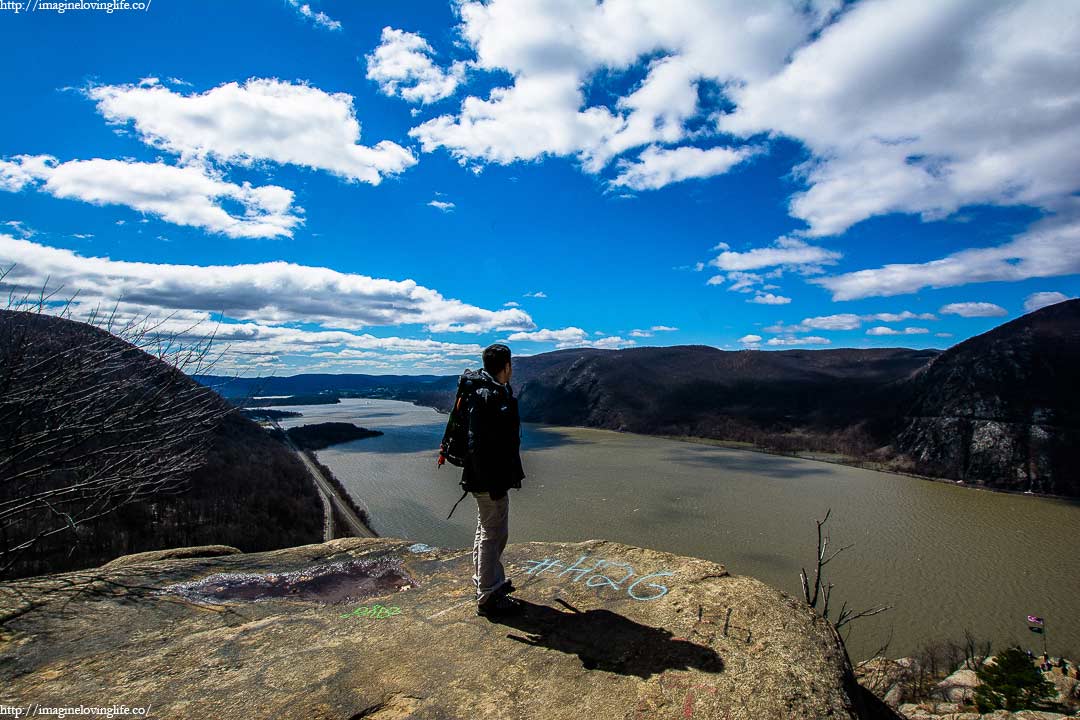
[0,537,889,719]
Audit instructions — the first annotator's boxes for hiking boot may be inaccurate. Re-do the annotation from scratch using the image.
[476,593,523,617]
[494,579,515,597]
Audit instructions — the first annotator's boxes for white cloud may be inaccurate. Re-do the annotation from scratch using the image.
[866,326,931,336]
[868,311,937,322]
[814,206,1080,300]
[366,27,467,104]
[408,1,814,183]
[411,73,623,171]
[3,220,33,238]
[88,78,416,184]
[710,236,841,273]
[1023,291,1073,312]
[720,0,1080,236]
[935,332,953,338]
[611,145,758,191]
[738,334,762,344]
[650,325,677,332]
[939,301,1008,318]
[201,324,480,356]
[502,326,633,349]
[748,292,791,305]
[783,313,863,332]
[0,155,301,239]
[766,335,830,346]
[505,327,587,344]
[0,236,535,335]
[591,336,636,349]
[706,237,840,293]
[524,290,547,298]
[765,310,938,334]
[310,350,401,360]
[504,300,520,307]
[0,154,50,191]
[428,200,455,212]
[285,0,341,31]
[629,329,652,337]
[711,271,762,292]
[174,320,484,375]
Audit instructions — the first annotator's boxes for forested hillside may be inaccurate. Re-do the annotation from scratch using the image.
[0,310,323,580]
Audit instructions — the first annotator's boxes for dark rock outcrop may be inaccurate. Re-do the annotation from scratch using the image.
[0,537,890,719]
[891,299,1080,495]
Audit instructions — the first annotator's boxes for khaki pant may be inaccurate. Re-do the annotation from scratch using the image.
[471,491,510,605]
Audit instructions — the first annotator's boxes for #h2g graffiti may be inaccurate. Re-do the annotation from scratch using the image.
[521,554,674,601]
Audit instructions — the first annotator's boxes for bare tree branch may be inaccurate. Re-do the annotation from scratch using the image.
[800,507,893,639]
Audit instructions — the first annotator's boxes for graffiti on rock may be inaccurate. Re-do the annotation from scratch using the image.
[521,554,674,601]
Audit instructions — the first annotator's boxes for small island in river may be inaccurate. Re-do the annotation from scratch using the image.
[285,422,383,450]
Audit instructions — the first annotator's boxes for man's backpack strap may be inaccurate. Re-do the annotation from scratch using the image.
[446,489,469,519]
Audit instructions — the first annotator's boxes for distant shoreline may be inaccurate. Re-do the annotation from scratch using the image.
[421,401,1077,503]
[651,433,1080,503]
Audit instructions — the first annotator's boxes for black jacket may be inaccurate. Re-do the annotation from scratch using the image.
[459,368,525,499]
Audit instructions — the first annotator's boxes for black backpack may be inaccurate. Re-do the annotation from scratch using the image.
[437,370,480,519]
[437,371,477,469]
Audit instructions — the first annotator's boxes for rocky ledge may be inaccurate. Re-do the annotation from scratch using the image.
[0,537,890,719]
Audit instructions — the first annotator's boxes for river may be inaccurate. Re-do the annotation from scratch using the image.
[273,398,1080,661]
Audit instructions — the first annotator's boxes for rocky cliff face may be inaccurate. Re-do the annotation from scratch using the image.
[892,299,1080,495]
[0,537,892,719]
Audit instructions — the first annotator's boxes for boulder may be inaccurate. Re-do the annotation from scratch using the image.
[935,667,979,703]
[1,537,887,719]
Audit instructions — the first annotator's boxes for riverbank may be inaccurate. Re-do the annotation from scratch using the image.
[652,434,1080,503]
[270,420,379,539]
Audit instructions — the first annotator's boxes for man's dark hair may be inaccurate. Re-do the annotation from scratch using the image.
[482,343,512,375]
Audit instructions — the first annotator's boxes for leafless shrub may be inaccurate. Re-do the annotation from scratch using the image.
[800,508,894,633]
[0,265,235,579]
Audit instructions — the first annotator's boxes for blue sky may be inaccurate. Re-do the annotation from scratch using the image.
[1,0,1078,375]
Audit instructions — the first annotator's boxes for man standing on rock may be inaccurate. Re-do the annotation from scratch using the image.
[460,343,526,617]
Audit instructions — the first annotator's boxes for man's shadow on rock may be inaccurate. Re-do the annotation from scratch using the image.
[485,598,724,678]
